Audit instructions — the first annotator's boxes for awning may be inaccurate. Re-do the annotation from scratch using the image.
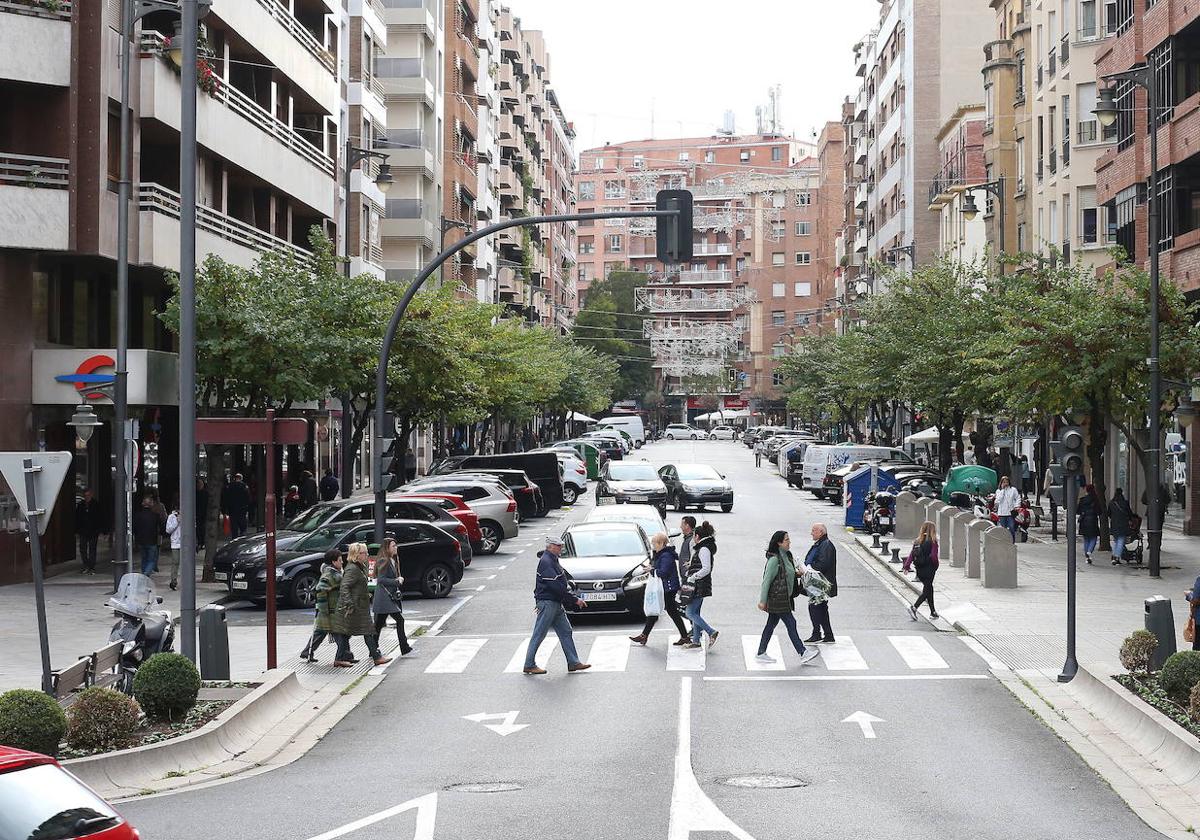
[695,409,750,421]
[568,411,597,423]
[904,427,971,445]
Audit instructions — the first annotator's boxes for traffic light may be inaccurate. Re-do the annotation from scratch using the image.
[1059,426,1085,474]
[728,368,737,386]
[655,190,693,263]
[373,412,398,491]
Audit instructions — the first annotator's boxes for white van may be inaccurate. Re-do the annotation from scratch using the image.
[801,444,911,497]
[595,415,645,447]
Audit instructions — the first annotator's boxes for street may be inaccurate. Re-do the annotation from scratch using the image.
[118,440,1160,840]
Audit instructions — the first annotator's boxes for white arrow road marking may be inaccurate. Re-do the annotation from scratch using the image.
[668,677,757,840]
[303,792,437,840]
[843,711,885,739]
[463,710,529,737]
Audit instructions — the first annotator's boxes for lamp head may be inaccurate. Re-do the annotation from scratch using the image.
[374,162,394,194]
[1094,86,1120,128]
[961,193,981,221]
[68,403,103,445]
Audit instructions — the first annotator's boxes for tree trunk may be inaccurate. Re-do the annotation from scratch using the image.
[952,408,967,465]
[1087,397,1111,552]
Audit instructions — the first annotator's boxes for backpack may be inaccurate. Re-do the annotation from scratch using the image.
[913,539,935,573]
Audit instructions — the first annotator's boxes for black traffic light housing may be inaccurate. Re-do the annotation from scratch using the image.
[656,190,693,264]
[1059,426,1085,474]
[728,368,737,386]
[373,412,398,491]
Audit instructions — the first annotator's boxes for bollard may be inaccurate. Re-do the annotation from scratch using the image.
[199,603,231,680]
[880,539,890,556]
[872,533,881,548]
[890,547,901,564]
[1145,596,1178,671]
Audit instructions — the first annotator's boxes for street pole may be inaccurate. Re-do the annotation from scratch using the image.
[22,459,53,696]
[1147,76,1163,578]
[1058,474,1079,682]
[264,409,277,669]
[113,0,133,592]
[996,176,1006,277]
[341,140,354,500]
[178,0,199,661]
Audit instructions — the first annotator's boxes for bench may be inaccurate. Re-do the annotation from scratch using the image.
[88,641,124,691]
[50,657,91,706]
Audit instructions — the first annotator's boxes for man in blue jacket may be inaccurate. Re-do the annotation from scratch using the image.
[524,535,592,675]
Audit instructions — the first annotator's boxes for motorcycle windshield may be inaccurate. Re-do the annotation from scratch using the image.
[106,573,159,616]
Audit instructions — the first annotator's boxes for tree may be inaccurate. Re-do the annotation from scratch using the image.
[572,270,654,400]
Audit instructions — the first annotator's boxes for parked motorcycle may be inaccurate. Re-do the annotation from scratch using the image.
[865,490,896,534]
[107,573,175,693]
[1013,497,1032,542]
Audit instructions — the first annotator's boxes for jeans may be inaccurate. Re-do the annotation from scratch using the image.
[374,611,412,653]
[998,515,1017,543]
[524,600,581,669]
[139,544,159,575]
[164,548,180,586]
[230,511,248,538]
[685,596,717,644]
[78,535,98,571]
[641,590,688,639]
[1083,536,1099,556]
[808,601,833,640]
[758,611,805,655]
[1111,535,1127,560]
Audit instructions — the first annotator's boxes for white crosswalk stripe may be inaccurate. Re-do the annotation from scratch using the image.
[504,638,559,672]
[586,635,631,671]
[889,636,949,669]
[667,638,707,671]
[424,638,488,673]
[742,635,786,671]
[817,636,869,670]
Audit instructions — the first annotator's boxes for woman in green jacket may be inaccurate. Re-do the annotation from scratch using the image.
[756,531,820,666]
[300,548,343,662]
[332,543,391,667]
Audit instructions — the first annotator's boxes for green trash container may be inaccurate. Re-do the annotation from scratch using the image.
[940,465,998,503]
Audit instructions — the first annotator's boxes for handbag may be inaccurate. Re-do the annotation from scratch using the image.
[643,573,664,617]
[1187,616,1196,644]
[767,560,791,611]
[678,582,696,606]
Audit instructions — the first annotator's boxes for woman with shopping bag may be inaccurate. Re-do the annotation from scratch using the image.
[630,532,690,646]
[755,531,820,666]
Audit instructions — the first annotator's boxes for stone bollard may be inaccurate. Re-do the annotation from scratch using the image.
[880,539,891,556]
[982,525,1018,588]
[872,533,881,548]
[966,519,989,579]
[894,491,918,541]
[935,504,956,567]
[890,547,901,564]
[950,511,973,569]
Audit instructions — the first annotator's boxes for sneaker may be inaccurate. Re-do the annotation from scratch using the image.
[1111,559,1120,566]
[930,612,940,619]
[707,630,719,648]
[800,648,820,665]
[523,666,547,675]
[1085,554,1093,565]
[804,634,823,644]
[672,637,690,646]
[682,642,702,650]
[567,662,592,673]
[907,605,918,621]
[755,653,776,664]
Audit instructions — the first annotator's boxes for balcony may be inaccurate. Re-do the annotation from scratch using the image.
[1048,147,1057,175]
[0,152,69,251]
[381,198,436,245]
[349,71,387,125]
[0,1,70,87]
[1048,47,1056,79]
[377,57,436,107]
[671,269,733,284]
[1060,33,1069,67]
[693,243,733,256]
[381,0,437,40]
[635,286,755,312]
[1061,140,1070,169]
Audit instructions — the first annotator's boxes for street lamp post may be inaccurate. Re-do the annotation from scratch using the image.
[1094,66,1163,577]
[962,178,1006,276]
[886,243,916,268]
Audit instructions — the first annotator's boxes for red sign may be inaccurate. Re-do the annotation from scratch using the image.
[723,398,749,410]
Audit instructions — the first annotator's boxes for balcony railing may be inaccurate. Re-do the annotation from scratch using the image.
[1048,147,1057,175]
[1048,48,1056,79]
[1,0,72,19]
[254,0,336,75]
[1062,140,1070,168]
[693,243,733,256]
[1060,33,1069,67]
[671,269,733,284]
[0,151,69,188]
[386,198,425,218]
[1037,62,1043,88]
[139,183,310,260]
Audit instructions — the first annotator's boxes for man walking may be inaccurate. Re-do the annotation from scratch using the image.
[132,495,162,576]
[523,536,591,675]
[319,468,340,502]
[298,470,319,510]
[678,515,696,582]
[221,473,251,538]
[803,523,838,644]
[75,488,103,575]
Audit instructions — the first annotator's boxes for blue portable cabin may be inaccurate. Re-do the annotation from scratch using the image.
[843,464,901,529]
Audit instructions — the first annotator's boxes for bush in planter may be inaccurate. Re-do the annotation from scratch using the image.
[1119,629,1159,675]
[1161,650,1200,703]
[132,653,201,721]
[66,688,142,752]
[0,688,67,756]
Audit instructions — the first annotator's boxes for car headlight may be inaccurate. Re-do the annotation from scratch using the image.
[681,484,702,494]
[625,568,650,588]
[256,568,268,580]
[275,567,285,578]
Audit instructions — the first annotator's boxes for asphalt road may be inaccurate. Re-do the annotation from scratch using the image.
[120,439,1160,840]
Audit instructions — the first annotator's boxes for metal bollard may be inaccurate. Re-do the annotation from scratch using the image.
[1145,596,1178,671]
[199,604,231,680]
[891,547,901,564]
[871,533,881,548]
[880,539,890,556]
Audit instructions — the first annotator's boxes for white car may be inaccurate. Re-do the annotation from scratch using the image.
[664,423,703,440]
[708,425,739,440]
[535,449,588,504]
[585,503,679,540]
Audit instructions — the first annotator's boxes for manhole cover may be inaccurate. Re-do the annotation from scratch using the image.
[444,782,523,793]
[719,775,807,789]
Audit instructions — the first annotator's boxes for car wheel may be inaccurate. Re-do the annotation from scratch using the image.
[421,563,454,598]
[286,570,319,609]
[665,433,675,440]
[813,490,826,500]
[690,433,698,440]
[562,485,579,505]
[721,504,733,513]
[477,522,502,555]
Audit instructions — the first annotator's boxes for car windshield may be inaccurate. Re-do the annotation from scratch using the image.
[292,524,351,552]
[567,529,645,557]
[676,465,721,481]
[608,463,659,481]
[0,763,120,840]
[285,503,339,532]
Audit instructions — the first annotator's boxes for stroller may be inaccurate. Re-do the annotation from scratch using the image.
[1121,514,1145,565]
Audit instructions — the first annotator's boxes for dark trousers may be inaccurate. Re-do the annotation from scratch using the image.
[334,632,380,662]
[1049,499,1059,541]
[759,611,806,655]
[78,535,98,570]
[808,601,833,640]
[301,628,329,658]
[914,579,936,614]
[641,590,688,638]
[230,511,248,538]
[374,611,412,653]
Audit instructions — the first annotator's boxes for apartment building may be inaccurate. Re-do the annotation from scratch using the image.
[927,106,988,264]
[0,0,345,583]
[980,1,1031,260]
[347,0,388,279]
[441,0,480,289]
[473,0,501,304]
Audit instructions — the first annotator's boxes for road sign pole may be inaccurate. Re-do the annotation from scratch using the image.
[265,410,277,670]
[22,459,53,696]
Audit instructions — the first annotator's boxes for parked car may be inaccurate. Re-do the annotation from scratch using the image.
[801,444,913,498]
[530,448,588,504]
[595,460,669,513]
[708,425,740,440]
[658,462,735,512]
[585,502,677,540]
[0,746,139,839]
[744,426,786,448]
[427,468,544,520]
[559,521,652,616]
[593,414,646,447]
[229,519,464,606]
[399,479,518,554]
[663,423,703,440]
[578,434,623,462]
[581,429,631,454]
[447,453,566,509]
[550,439,604,478]
[389,492,483,559]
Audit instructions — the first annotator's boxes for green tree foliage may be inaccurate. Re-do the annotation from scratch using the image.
[572,270,654,400]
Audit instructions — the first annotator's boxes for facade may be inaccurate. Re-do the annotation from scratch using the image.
[347,0,388,280]
[927,106,988,264]
[441,0,480,290]
[473,0,501,305]
[980,1,1030,262]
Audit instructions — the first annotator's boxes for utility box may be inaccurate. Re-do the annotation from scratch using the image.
[199,604,230,680]
[1145,596,1178,671]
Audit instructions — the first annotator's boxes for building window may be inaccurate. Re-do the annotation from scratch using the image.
[1017,222,1027,252]
[1114,79,1135,152]
[772,344,786,358]
[772,371,786,387]
[607,234,623,253]
[771,310,786,327]
[794,312,810,327]
[632,155,645,169]
[593,157,604,170]
[795,252,811,265]
[740,151,751,161]
[679,152,690,162]
[772,221,786,238]
[772,146,782,161]
[604,180,626,199]
[705,150,715,163]
[794,281,811,296]
[1114,0,1133,35]
[578,208,594,227]
[1149,40,1176,130]
[735,257,747,275]
[796,192,812,206]
[579,239,595,254]
[771,252,785,266]
[578,181,595,200]
[772,282,785,297]
[795,221,811,236]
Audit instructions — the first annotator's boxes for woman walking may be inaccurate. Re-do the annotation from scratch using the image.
[301,549,343,662]
[1078,484,1101,564]
[756,531,820,665]
[332,543,391,667]
[372,538,414,656]
[1108,488,1132,565]
[682,521,720,650]
[906,521,940,620]
[630,533,690,646]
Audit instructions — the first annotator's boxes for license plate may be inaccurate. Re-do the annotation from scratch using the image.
[581,592,617,602]
[627,495,647,502]
[214,572,227,581]
[232,581,248,590]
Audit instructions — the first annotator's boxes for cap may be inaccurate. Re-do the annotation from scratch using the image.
[546,535,565,548]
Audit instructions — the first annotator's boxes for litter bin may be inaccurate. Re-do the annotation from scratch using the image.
[1145,596,1178,671]
[199,604,230,680]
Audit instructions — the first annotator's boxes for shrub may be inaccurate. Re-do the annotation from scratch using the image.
[132,653,200,721]
[1119,630,1159,675]
[0,689,67,756]
[1161,650,1200,703]
[66,688,142,752]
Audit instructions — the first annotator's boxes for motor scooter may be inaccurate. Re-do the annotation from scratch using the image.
[865,490,896,534]
[107,573,175,693]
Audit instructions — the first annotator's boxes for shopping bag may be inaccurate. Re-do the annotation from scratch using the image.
[643,574,664,617]
[1186,616,1196,644]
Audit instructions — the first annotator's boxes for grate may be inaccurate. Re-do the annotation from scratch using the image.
[971,634,1066,670]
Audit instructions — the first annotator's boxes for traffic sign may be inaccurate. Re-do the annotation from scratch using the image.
[0,452,72,534]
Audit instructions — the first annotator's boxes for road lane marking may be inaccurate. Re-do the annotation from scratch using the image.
[474,585,486,591]
[426,595,473,637]
[889,635,950,669]
[504,638,559,672]
[703,674,991,682]
[303,793,437,840]
[741,635,785,671]
[818,636,868,670]
[586,635,631,671]
[485,575,497,580]
[424,638,488,673]
[843,711,885,739]
[959,636,1010,670]
[666,637,706,671]
[462,711,528,736]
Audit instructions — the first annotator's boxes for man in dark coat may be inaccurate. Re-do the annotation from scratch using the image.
[803,523,838,644]
[75,488,104,574]
[298,470,319,510]
[522,536,591,675]
[195,477,209,549]
[221,473,251,538]
[132,495,163,575]
[319,468,339,502]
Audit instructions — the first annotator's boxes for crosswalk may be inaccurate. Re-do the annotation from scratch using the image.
[414,632,996,677]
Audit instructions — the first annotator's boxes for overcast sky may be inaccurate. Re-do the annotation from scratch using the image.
[504,0,882,154]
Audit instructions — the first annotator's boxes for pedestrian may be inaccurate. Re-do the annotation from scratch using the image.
[678,515,696,582]
[301,549,343,662]
[1078,484,1101,565]
[319,468,339,502]
[75,488,103,575]
[196,477,209,549]
[994,475,1021,543]
[1185,573,1200,651]
[522,535,591,675]
[755,531,820,665]
[755,446,762,468]
[682,521,719,650]
[1019,455,1031,494]
[803,523,837,643]
[132,495,162,576]
[283,485,302,521]
[629,533,689,647]
[1108,488,1133,566]
[372,538,414,657]
[221,473,251,538]
[1044,465,1059,541]
[298,470,319,510]
[906,521,940,620]
[164,498,182,591]
[331,543,391,667]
